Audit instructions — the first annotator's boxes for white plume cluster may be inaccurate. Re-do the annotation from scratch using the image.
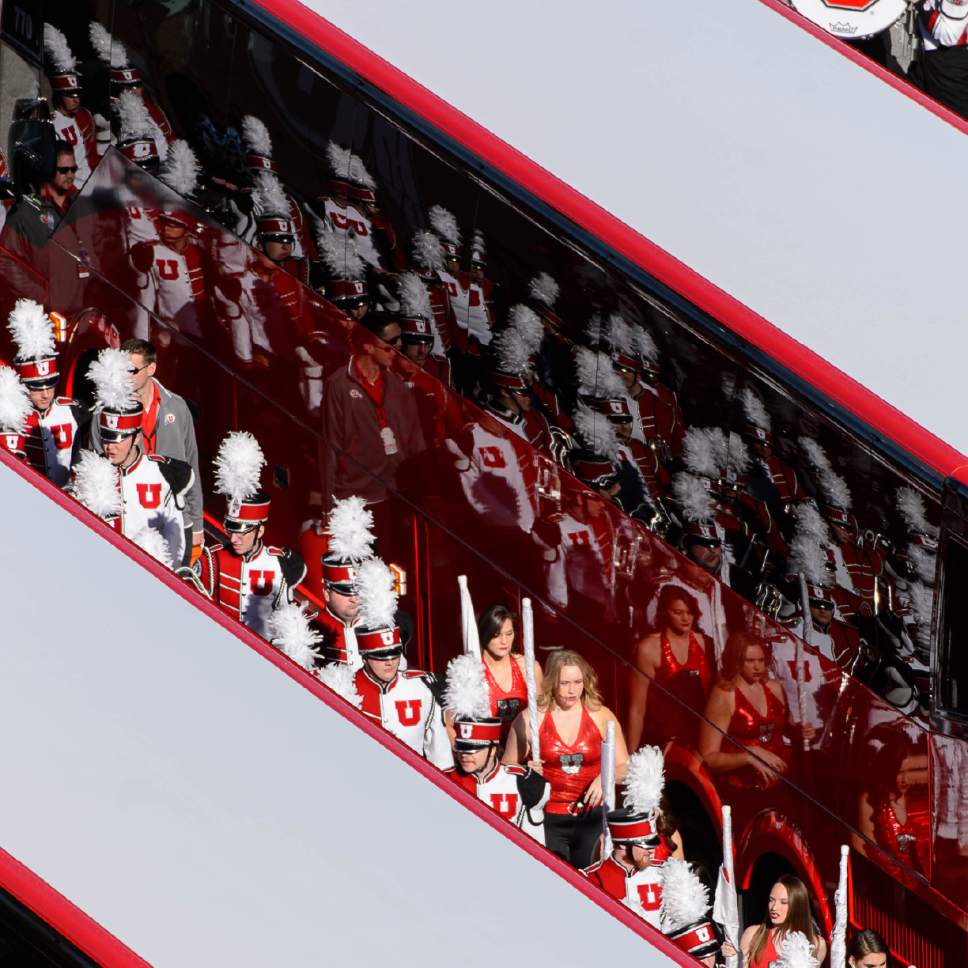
[899,581,934,644]
[8,298,55,361]
[634,325,659,364]
[800,437,852,510]
[327,495,376,561]
[789,501,831,585]
[350,153,375,190]
[89,348,137,411]
[508,305,544,354]
[793,500,831,545]
[158,140,199,196]
[132,526,173,569]
[317,230,365,281]
[213,431,265,503]
[317,662,362,708]
[683,426,750,480]
[609,313,635,355]
[907,544,937,585]
[89,22,118,66]
[397,272,434,322]
[775,931,819,968]
[742,386,771,432]
[724,431,751,477]
[268,602,322,671]
[326,141,354,179]
[428,205,460,245]
[586,313,607,348]
[252,171,289,216]
[412,230,444,273]
[242,115,273,158]
[70,450,121,518]
[659,858,710,933]
[573,404,619,459]
[575,346,625,398]
[493,325,532,376]
[0,367,30,433]
[897,486,937,538]
[443,653,491,718]
[355,557,398,630]
[117,89,154,139]
[622,745,665,816]
[673,473,715,523]
[43,23,76,73]
[529,272,559,307]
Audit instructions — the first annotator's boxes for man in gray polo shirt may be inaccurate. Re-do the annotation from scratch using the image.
[88,337,204,561]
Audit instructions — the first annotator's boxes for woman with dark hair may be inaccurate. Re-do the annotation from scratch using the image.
[858,734,929,876]
[476,603,543,744]
[504,649,628,868]
[626,584,714,750]
[847,929,888,967]
[739,874,827,967]
[698,631,790,790]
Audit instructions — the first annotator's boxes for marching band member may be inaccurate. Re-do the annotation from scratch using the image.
[444,652,549,839]
[504,649,628,868]
[353,557,453,770]
[0,365,31,462]
[73,348,192,565]
[659,858,723,966]
[6,299,85,486]
[195,431,306,637]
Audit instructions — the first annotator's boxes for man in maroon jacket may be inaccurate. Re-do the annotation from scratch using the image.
[321,313,426,516]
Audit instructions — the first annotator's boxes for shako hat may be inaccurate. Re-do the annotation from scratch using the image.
[213,431,270,532]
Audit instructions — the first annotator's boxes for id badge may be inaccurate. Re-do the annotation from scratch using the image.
[381,425,398,456]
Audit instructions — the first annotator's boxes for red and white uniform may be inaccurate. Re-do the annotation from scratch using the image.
[131,238,208,339]
[447,761,549,840]
[920,0,968,49]
[581,856,664,928]
[438,269,491,347]
[119,194,159,251]
[313,607,362,670]
[540,510,609,609]
[626,381,683,455]
[24,397,83,487]
[52,107,99,184]
[321,198,382,268]
[197,542,306,638]
[109,451,192,564]
[355,667,454,770]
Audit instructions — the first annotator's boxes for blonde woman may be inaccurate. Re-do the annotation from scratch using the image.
[504,649,628,867]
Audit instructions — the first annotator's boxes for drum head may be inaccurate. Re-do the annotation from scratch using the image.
[792,0,907,39]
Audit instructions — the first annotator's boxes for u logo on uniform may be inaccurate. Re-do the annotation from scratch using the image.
[249,570,275,595]
[136,483,161,509]
[489,793,518,818]
[395,699,422,727]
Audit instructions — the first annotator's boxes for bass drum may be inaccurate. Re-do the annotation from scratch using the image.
[791,0,907,39]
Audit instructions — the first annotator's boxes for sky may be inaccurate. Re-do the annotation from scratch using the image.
[314,0,968,459]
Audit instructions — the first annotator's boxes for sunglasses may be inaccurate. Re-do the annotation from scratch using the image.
[56,165,79,174]
[127,363,151,375]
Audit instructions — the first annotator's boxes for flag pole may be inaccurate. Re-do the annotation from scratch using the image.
[458,575,481,659]
[521,597,541,766]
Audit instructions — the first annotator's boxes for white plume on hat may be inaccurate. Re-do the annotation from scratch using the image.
[242,115,272,158]
[622,745,664,816]
[317,662,362,708]
[326,141,354,179]
[573,403,619,459]
[117,89,154,140]
[659,859,710,934]
[586,313,607,348]
[633,325,659,364]
[412,230,445,273]
[724,431,751,477]
[252,171,289,217]
[789,501,832,584]
[89,22,121,67]
[575,346,625,399]
[70,450,121,518]
[349,152,376,190]
[428,205,460,245]
[268,601,322,671]
[673,473,715,523]
[7,298,55,362]
[132,526,173,570]
[742,387,771,433]
[317,230,365,281]
[609,313,635,355]
[509,304,544,354]
[213,431,265,504]
[493,325,532,376]
[774,931,819,968]
[682,427,725,480]
[355,557,398,630]
[397,272,434,321]
[897,486,937,538]
[327,495,376,561]
[44,24,76,73]
[800,437,852,510]
[158,139,199,197]
[529,272,559,308]
[907,543,937,585]
[0,367,31,433]
[89,347,137,412]
[443,653,491,718]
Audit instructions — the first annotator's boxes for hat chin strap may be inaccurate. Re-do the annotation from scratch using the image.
[472,745,499,780]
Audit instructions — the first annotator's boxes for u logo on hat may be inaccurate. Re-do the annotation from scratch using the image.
[36,360,50,376]
[459,723,473,739]
[380,629,395,646]
[105,414,119,430]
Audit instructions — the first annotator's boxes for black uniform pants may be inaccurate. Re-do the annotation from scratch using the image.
[544,808,605,869]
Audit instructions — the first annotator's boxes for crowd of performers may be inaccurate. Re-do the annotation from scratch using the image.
[0,21,948,962]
